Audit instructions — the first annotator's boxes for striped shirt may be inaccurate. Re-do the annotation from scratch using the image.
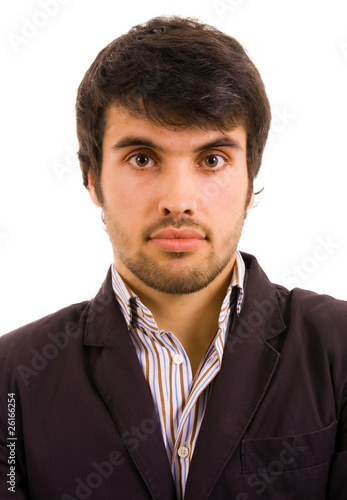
[111,251,246,499]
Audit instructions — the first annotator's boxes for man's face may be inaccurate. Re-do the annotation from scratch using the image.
[88,106,253,295]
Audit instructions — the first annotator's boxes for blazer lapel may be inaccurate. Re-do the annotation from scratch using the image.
[185,254,286,500]
[84,269,176,500]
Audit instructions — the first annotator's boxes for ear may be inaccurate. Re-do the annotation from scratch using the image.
[87,172,102,208]
[246,191,255,211]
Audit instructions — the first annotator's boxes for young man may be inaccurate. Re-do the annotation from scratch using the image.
[0,16,346,500]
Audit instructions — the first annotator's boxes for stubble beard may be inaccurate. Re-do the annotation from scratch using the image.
[103,208,248,295]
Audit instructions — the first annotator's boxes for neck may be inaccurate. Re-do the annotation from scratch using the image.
[114,253,237,374]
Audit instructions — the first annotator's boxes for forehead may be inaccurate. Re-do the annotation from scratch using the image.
[103,106,247,152]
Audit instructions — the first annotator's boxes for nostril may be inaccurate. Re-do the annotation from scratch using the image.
[160,207,194,217]
[158,196,197,217]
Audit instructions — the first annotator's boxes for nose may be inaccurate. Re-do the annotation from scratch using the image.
[158,165,197,217]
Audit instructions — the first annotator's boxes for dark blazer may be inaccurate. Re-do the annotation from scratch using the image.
[1,253,347,500]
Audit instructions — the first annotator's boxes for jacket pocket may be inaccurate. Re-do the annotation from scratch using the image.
[241,420,338,474]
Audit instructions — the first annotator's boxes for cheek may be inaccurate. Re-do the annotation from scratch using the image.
[203,182,246,217]
[102,172,154,222]
[198,166,248,205]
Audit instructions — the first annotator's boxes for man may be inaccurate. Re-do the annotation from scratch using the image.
[0,16,346,500]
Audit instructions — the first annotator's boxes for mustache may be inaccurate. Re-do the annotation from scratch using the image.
[142,217,214,240]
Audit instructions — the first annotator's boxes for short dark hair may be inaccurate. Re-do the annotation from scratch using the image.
[76,16,271,199]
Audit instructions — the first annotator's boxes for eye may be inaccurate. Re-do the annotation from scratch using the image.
[127,153,156,168]
[202,154,228,170]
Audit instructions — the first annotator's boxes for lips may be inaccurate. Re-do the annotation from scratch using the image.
[150,227,205,252]
[151,228,205,240]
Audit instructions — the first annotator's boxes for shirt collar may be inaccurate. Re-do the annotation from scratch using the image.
[111,250,246,330]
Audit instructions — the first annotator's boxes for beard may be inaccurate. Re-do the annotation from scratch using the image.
[102,209,247,295]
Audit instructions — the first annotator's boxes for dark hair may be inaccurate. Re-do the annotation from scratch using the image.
[76,16,271,199]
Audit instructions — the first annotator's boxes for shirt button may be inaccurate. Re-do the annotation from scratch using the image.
[136,306,144,318]
[173,353,183,365]
[178,446,189,459]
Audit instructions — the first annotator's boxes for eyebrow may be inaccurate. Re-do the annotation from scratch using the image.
[111,135,244,153]
[111,137,164,152]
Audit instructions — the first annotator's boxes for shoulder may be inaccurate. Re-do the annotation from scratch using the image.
[242,251,347,349]
[278,285,347,333]
[0,267,114,357]
[0,300,95,395]
[281,287,347,358]
[243,251,347,322]
[0,300,90,361]
[288,286,347,316]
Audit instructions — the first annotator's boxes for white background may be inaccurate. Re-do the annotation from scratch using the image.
[1,0,347,335]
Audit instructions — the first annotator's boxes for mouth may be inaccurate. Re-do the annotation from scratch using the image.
[149,228,206,252]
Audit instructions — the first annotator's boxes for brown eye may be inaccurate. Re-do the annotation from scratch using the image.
[205,155,219,168]
[135,155,150,167]
[203,154,227,169]
[127,153,156,168]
